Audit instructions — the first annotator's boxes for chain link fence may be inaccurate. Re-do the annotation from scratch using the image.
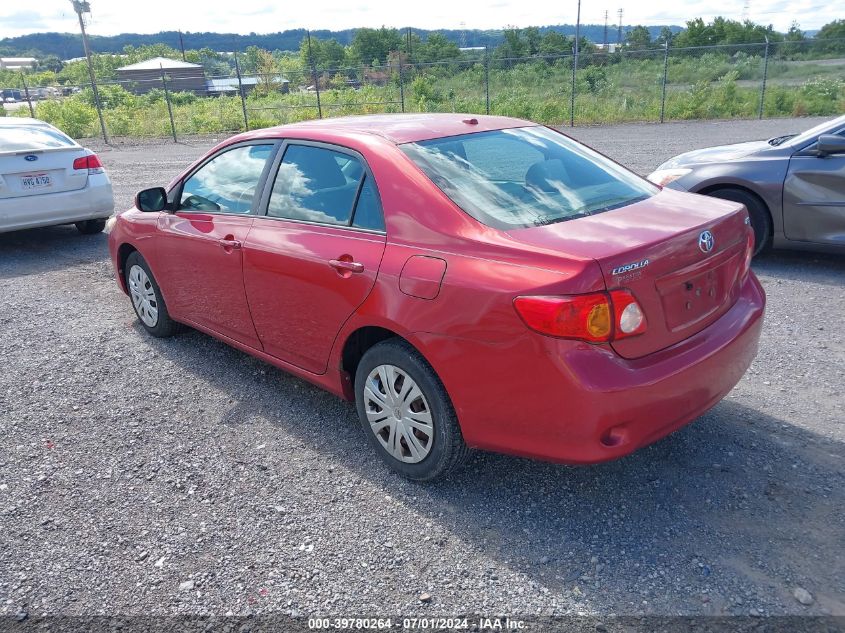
[3,38,843,142]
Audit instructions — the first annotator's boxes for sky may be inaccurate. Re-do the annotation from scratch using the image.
[0,0,835,39]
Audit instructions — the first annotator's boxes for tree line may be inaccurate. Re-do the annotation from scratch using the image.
[2,17,844,92]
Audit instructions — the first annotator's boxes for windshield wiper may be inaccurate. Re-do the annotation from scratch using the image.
[768,134,797,146]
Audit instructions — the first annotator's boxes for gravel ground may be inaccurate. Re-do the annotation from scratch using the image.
[1,116,843,622]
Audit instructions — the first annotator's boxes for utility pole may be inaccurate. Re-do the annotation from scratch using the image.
[603,10,609,47]
[573,0,581,80]
[574,0,582,60]
[307,31,322,119]
[178,31,186,61]
[70,0,108,143]
[617,8,624,45]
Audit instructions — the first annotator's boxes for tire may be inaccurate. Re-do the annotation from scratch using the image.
[75,219,107,235]
[354,339,470,482]
[124,251,181,338]
[705,188,772,256]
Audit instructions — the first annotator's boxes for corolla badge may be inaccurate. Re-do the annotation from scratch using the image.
[611,259,649,276]
[698,230,715,253]
[24,155,38,162]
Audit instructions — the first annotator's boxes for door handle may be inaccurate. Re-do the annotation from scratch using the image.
[219,238,242,249]
[329,258,364,274]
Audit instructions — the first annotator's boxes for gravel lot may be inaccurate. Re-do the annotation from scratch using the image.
[1,116,843,622]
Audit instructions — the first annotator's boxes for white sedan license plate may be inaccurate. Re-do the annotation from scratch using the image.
[21,173,52,189]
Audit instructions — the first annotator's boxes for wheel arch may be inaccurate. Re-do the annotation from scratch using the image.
[337,324,439,400]
[116,242,138,293]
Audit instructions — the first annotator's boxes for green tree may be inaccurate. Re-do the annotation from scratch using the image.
[299,37,347,71]
[655,27,675,46]
[538,31,571,56]
[499,27,528,59]
[674,18,709,48]
[816,19,845,53]
[254,49,281,95]
[416,33,460,63]
[523,27,541,56]
[38,54,63,72]
[626,25,652,50]
[350,27,403,66]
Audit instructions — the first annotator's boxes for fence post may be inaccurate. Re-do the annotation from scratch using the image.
[569,46,577,127]
[20,72,35,117]
[484,45,491,115]
[234,54,249,131]
[307,31,323,119]
[758,36,769,120]
[660,41,669,123]
[160,67,177,143]
[399,60,405,113]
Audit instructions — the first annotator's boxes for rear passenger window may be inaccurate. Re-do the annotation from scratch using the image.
[268,145,360,225]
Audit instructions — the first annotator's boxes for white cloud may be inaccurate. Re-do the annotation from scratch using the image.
[0,0,834,38]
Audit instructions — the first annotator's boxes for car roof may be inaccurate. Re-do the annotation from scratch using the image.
[237,113,537,145]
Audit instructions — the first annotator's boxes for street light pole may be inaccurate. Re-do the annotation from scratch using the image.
[70,0,108,143]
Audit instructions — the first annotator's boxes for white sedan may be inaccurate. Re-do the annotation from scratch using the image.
[0,117,114,234]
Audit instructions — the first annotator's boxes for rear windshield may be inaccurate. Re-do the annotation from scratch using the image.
[401,126,658,230]
[0,125,77,152]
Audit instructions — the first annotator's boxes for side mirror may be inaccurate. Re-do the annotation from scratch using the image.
[135,187,168,212]
[817,134,845,156]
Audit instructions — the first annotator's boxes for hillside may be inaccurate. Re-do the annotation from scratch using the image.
[0,25,682,59]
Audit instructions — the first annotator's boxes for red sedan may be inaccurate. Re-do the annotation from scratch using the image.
[108,114,765,481]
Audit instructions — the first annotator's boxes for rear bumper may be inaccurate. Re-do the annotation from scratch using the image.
[418,272,765,464]
[0,174,113,233]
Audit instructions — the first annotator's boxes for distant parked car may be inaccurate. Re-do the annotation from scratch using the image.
[648,114,845,255]
[109,113,764,481]
[0,117,113,234]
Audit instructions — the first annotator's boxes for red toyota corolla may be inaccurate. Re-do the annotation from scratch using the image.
[108,113,765,481]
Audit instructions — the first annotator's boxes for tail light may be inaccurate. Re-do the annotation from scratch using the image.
[72,154,104,174]
[514,290,647,343]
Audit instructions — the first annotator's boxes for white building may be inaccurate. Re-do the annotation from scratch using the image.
[0,57,38,70]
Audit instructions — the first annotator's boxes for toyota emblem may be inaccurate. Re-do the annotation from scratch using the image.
[698,230,715,253]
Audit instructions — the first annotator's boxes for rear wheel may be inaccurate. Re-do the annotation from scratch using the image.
[124,251,181,338]
[705,188,771,256]
[75,219,107,235]
[354,339,469,481]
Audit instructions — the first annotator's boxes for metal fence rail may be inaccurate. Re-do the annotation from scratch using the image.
[2,37,844,142]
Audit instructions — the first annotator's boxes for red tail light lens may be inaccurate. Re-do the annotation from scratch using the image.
[72,154,104,174]
[514,294,612,342]
[514,290,647,343]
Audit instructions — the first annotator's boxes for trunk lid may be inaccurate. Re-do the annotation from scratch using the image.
[507,188,749,359]
[0,147,90,199]
[0,122,89,199]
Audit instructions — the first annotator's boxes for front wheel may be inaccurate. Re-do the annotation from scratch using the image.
[706,188,772,256]
[354,339,469,481]
[75,219,106,235]
[124,251,181,338]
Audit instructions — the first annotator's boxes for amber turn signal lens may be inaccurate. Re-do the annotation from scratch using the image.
[586,303,612,339]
